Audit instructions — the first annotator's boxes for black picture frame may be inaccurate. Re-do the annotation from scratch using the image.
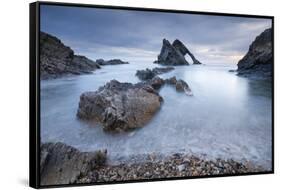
[29,1,274,188]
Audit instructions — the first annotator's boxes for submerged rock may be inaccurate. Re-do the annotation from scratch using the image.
[148,76,165,90]
[96,59,129,65]
[165,76,177,85]
[149,76,192,96]
[237,28,272,78]
[40,142,107,186]
[154,39,202,65]
[77,80,163,132]
[175,79,193,96]
[40,32,100,79]
[136,68,156,80]
[136,66,174,80]
[165,77,193,96]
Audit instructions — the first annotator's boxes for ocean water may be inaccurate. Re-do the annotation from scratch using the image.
[40,62,272,169]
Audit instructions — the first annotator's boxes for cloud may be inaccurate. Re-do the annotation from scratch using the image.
[41,5,272,65]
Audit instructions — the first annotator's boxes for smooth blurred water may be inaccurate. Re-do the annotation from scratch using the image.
[40,63,272,169]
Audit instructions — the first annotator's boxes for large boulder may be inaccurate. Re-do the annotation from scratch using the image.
[77,80,163,132]
[237,28,272,78]
[40,32,100,79]
[40,142,107,186]
[96,59,129,65]
[154,39,202,65]
[136,66,174,80]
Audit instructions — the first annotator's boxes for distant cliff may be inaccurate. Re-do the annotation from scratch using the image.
[40,32,100,79]
[237,28,272,78]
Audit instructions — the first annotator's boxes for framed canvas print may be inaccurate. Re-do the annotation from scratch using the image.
[29,1,274,188]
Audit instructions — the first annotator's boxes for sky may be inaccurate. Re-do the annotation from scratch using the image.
[40,5,272,65]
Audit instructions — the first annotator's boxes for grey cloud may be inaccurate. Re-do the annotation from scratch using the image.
[41,5,272,65]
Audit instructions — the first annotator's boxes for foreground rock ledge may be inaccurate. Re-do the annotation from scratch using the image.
[77,80,163,132]
[40,142,107,186]
[40,143,266,185]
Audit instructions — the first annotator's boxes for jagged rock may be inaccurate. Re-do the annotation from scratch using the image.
[40,32,100,79]
[136,69,156,80]
[77,80,163,132]
[136,66,174,80]
[96,59,129,65]
[155,39,188,65]
[155,39,202,65]
[172,40,202,65]
[40,142,107,186]
[237,28,272,78]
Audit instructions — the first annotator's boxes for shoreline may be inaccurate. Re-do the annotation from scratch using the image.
[76,152,267,184]
[40,142,269,186]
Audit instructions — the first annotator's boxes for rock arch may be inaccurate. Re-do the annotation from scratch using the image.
[154,39,202,65]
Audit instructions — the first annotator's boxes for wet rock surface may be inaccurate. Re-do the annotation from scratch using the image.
[40,32,100,79]
[148,76,166,90]
[237,28,272,78]
[164,77,193,96]
[40,142,107,186]
[136,66,174,80]
[77,80,163,132]
[96,59,129,65]
[175,79,193,96]
[154,39,202,65]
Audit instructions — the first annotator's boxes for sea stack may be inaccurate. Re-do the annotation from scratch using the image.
[154,39,202,65]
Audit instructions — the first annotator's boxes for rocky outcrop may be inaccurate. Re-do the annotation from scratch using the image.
[154,39,202,65]
[146,76,192,96]
[96,59,129,65]
[237,28,272,78]
[136,66,174,80]
[172,40,202,65]
[40,32,100,79]
[40,142,107,186]
[165,77,193,96]
[77,80,163,132]
[148,76,165,90]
